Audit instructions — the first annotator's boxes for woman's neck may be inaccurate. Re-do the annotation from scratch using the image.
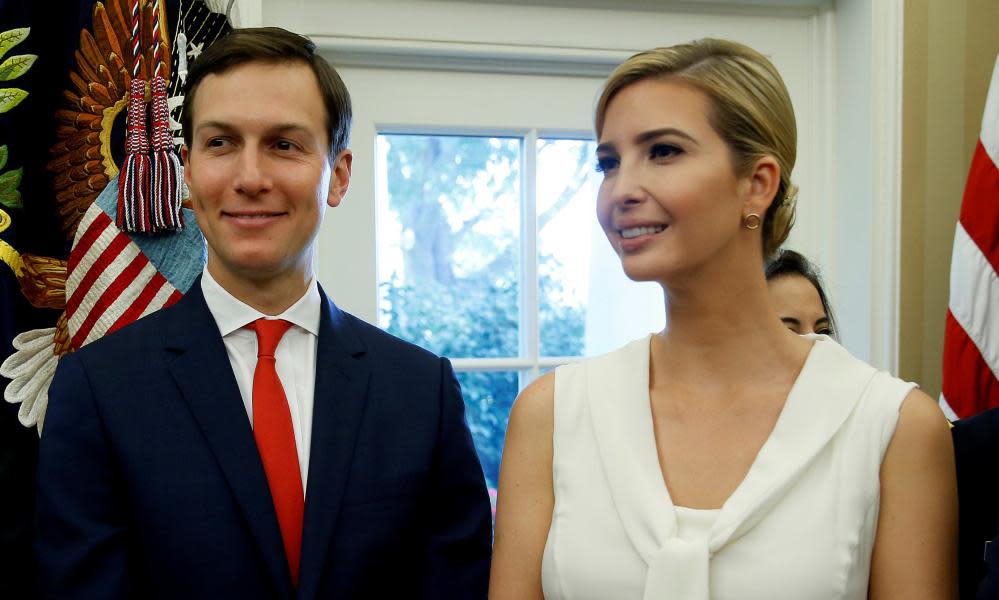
[654,255,812,385]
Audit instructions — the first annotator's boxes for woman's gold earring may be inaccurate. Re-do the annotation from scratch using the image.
[743,213,761,230]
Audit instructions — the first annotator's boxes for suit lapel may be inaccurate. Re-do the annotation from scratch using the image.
[297,288,370,600]
[164,281,294,598]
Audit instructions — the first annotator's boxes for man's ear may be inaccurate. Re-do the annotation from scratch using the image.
[742,155,781,217]
[328,149,352,208]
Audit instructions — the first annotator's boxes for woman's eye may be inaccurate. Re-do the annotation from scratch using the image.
[817,327,832,336]
[649,143,681,160]
[595,156,618,173]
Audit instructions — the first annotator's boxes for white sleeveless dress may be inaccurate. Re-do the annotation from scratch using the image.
[540,334,914,600]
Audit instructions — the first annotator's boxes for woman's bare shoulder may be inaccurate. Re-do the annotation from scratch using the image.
[508,371,556,433]
[894,388,952,446]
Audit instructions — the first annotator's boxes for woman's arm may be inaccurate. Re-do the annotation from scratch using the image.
[869,389,958,599]
[489,372,556,600]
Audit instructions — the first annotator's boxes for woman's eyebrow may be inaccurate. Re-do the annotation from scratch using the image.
[780,316,801,328]
[596,127,699,155]
[633,127,698,147]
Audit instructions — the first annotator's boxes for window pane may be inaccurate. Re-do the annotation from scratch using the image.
[377,134,521,358]
[536,139,598,356]
[455,370,520,500]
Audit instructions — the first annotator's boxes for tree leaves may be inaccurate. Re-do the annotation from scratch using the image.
[378,134,594,489]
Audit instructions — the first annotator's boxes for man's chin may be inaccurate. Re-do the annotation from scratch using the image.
[210,257,308,286]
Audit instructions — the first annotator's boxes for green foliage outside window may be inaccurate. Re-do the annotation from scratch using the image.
[379,134,588,490]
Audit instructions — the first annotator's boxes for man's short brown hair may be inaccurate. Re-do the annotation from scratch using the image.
[181,27,351,157]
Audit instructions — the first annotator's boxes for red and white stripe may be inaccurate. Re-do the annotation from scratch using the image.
[65,203,182,351]
[941,55,999,420]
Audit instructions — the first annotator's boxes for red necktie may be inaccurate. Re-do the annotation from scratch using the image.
[249,318,304,586]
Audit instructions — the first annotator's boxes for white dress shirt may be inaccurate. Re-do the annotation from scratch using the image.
[200,269,320,492]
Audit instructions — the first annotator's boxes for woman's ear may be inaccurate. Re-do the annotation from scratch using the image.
[743,155,781,216]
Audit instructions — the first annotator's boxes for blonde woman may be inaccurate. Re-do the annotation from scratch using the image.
[490,39,956,599]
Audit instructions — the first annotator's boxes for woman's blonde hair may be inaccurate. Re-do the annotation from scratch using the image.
[595,38,797,257]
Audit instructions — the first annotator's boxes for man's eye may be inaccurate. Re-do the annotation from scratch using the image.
[595,156,618,173]
[275,140,298,151]
[649,143,681,160]
[207,138,227,148]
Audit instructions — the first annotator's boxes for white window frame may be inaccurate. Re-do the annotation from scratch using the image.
[375,126,597,388]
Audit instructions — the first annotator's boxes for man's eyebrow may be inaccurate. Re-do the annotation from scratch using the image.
[269,123,315,137]
[596,127,699,155]
[195,120,234,134]
[194,122,315,137]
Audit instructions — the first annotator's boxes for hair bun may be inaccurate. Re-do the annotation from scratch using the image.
[765,182,797,256]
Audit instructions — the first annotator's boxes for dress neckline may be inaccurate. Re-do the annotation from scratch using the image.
[643,333,821,512]
[573,333,881,598]
[584,332,874,557]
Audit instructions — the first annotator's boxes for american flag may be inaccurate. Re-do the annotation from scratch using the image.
[66,202,182,351]
[940,55,999,419]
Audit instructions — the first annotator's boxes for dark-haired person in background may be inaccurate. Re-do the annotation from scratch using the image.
[34,27,491,599]
[765,249,837,338]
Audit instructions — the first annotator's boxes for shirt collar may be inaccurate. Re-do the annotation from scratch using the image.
[200,268,321,337]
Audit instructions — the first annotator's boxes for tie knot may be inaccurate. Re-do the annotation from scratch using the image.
[249,318,293,357]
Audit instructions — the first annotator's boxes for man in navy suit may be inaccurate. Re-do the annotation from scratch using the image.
[953,407,999,599]
[34,27,492,599]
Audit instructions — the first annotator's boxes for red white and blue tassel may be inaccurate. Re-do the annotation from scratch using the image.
[149,76,183,230]
[148,0,184,231]
[116,0,153,233]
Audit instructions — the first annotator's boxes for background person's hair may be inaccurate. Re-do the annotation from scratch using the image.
[595,38,797,258]
[765,249,837,338]
[181,26,352,157]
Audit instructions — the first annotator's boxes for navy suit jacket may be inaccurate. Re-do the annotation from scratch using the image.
[34,280,492,599]
[954,408,999,600]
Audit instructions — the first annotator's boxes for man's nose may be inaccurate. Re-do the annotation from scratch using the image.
[233,147,273,195]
